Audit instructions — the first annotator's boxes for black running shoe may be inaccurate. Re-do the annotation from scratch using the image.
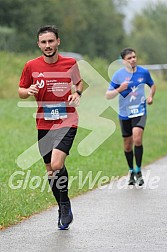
[128,172,136,185]
[60,201,73,229]
[135,171,144,186]
[58,208,71,230]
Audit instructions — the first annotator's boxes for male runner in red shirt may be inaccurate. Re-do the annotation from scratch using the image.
[18,25,83,230]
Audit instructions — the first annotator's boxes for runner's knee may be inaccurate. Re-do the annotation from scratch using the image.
[133,135,142,146]
[51,160,64,171]
[123,137,133,152]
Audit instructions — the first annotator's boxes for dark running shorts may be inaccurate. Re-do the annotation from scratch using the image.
[38,127,77,164]
[119,115,146,137]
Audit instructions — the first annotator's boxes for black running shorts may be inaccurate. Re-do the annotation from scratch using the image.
[38,127,77,164]
[119,115,146,137]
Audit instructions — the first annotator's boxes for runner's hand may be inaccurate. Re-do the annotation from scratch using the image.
[68,93,80,106]
[147,96,153,105]
[27,84,39,96]
[118,81,129,92]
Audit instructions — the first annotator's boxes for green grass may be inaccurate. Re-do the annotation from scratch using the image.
[0,51,38,98]
[0,52,167,229]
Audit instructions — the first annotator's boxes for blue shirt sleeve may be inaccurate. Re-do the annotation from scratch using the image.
[145,69,154,87]
[108,72,120,90]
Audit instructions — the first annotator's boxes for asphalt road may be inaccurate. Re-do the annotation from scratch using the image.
[1,156,167,252]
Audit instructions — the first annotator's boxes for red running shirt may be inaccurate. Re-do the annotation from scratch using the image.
[19,55,81,130]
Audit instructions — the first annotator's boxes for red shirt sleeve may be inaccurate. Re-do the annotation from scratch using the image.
[70,60,82,85]
[19,62,33,88]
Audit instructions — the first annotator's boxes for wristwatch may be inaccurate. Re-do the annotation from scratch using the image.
[75,90,82,97]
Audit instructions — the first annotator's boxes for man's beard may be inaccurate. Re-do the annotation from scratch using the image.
[43,50,57,58]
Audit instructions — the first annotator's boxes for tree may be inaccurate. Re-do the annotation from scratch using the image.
[0,0,46,51]
[0,26,16,51]
[0,0,126,60]
[127,1,167,64]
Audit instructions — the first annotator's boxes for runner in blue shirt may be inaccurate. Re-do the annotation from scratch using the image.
[106,48,156,186]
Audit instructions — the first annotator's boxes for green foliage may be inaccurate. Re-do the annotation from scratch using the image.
[0,26,16,51]
[0,0,47,52]
[0,0,126,60]
[127,1,167,64]
[0,0,166,64]
[0,51,36,98]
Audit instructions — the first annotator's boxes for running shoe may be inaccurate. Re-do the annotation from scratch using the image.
[59,201,73,230]
[128,171,136,185]
[135,171,144,186]
[58,208,70,230]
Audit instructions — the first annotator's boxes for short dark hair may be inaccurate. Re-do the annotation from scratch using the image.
[120,48,136,59]
[37,25,59,40]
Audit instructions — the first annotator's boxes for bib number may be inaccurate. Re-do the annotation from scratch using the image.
[127,104,145,118]
[43,102,67,120]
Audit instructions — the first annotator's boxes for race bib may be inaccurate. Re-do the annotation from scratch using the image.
[43,102,67,120]
[127,104,145,118]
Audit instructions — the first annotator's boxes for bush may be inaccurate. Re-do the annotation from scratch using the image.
[0,26,16,51]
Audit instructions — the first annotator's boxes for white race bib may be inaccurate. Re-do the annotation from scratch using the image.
[127,104,145,118]
[43,102,67,120]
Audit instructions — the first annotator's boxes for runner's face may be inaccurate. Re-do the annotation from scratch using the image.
[124,52,137,69]
[37,32,60,57]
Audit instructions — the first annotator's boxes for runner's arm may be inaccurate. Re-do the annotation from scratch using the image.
[68,80,83,106]
[75,80,83,95]
[147,84,156,105]
[18,84,39,99]
[106,81,129,99]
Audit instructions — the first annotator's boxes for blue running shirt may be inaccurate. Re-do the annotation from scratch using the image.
[108,66,154,120]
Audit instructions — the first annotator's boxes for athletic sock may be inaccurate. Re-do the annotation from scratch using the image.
[136,166,141,173]
[48,174,60,208]
[124,150,134,171]
[59,166,69,203]
[48,166,69,207]
[134,145,143,171]
[129,168,135,173]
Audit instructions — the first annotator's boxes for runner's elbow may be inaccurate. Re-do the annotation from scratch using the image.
[106,91,110,99]
[106,91,114,99]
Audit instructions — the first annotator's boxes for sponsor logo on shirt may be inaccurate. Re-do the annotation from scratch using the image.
[138,77,144,83]
[36,79,45,88]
